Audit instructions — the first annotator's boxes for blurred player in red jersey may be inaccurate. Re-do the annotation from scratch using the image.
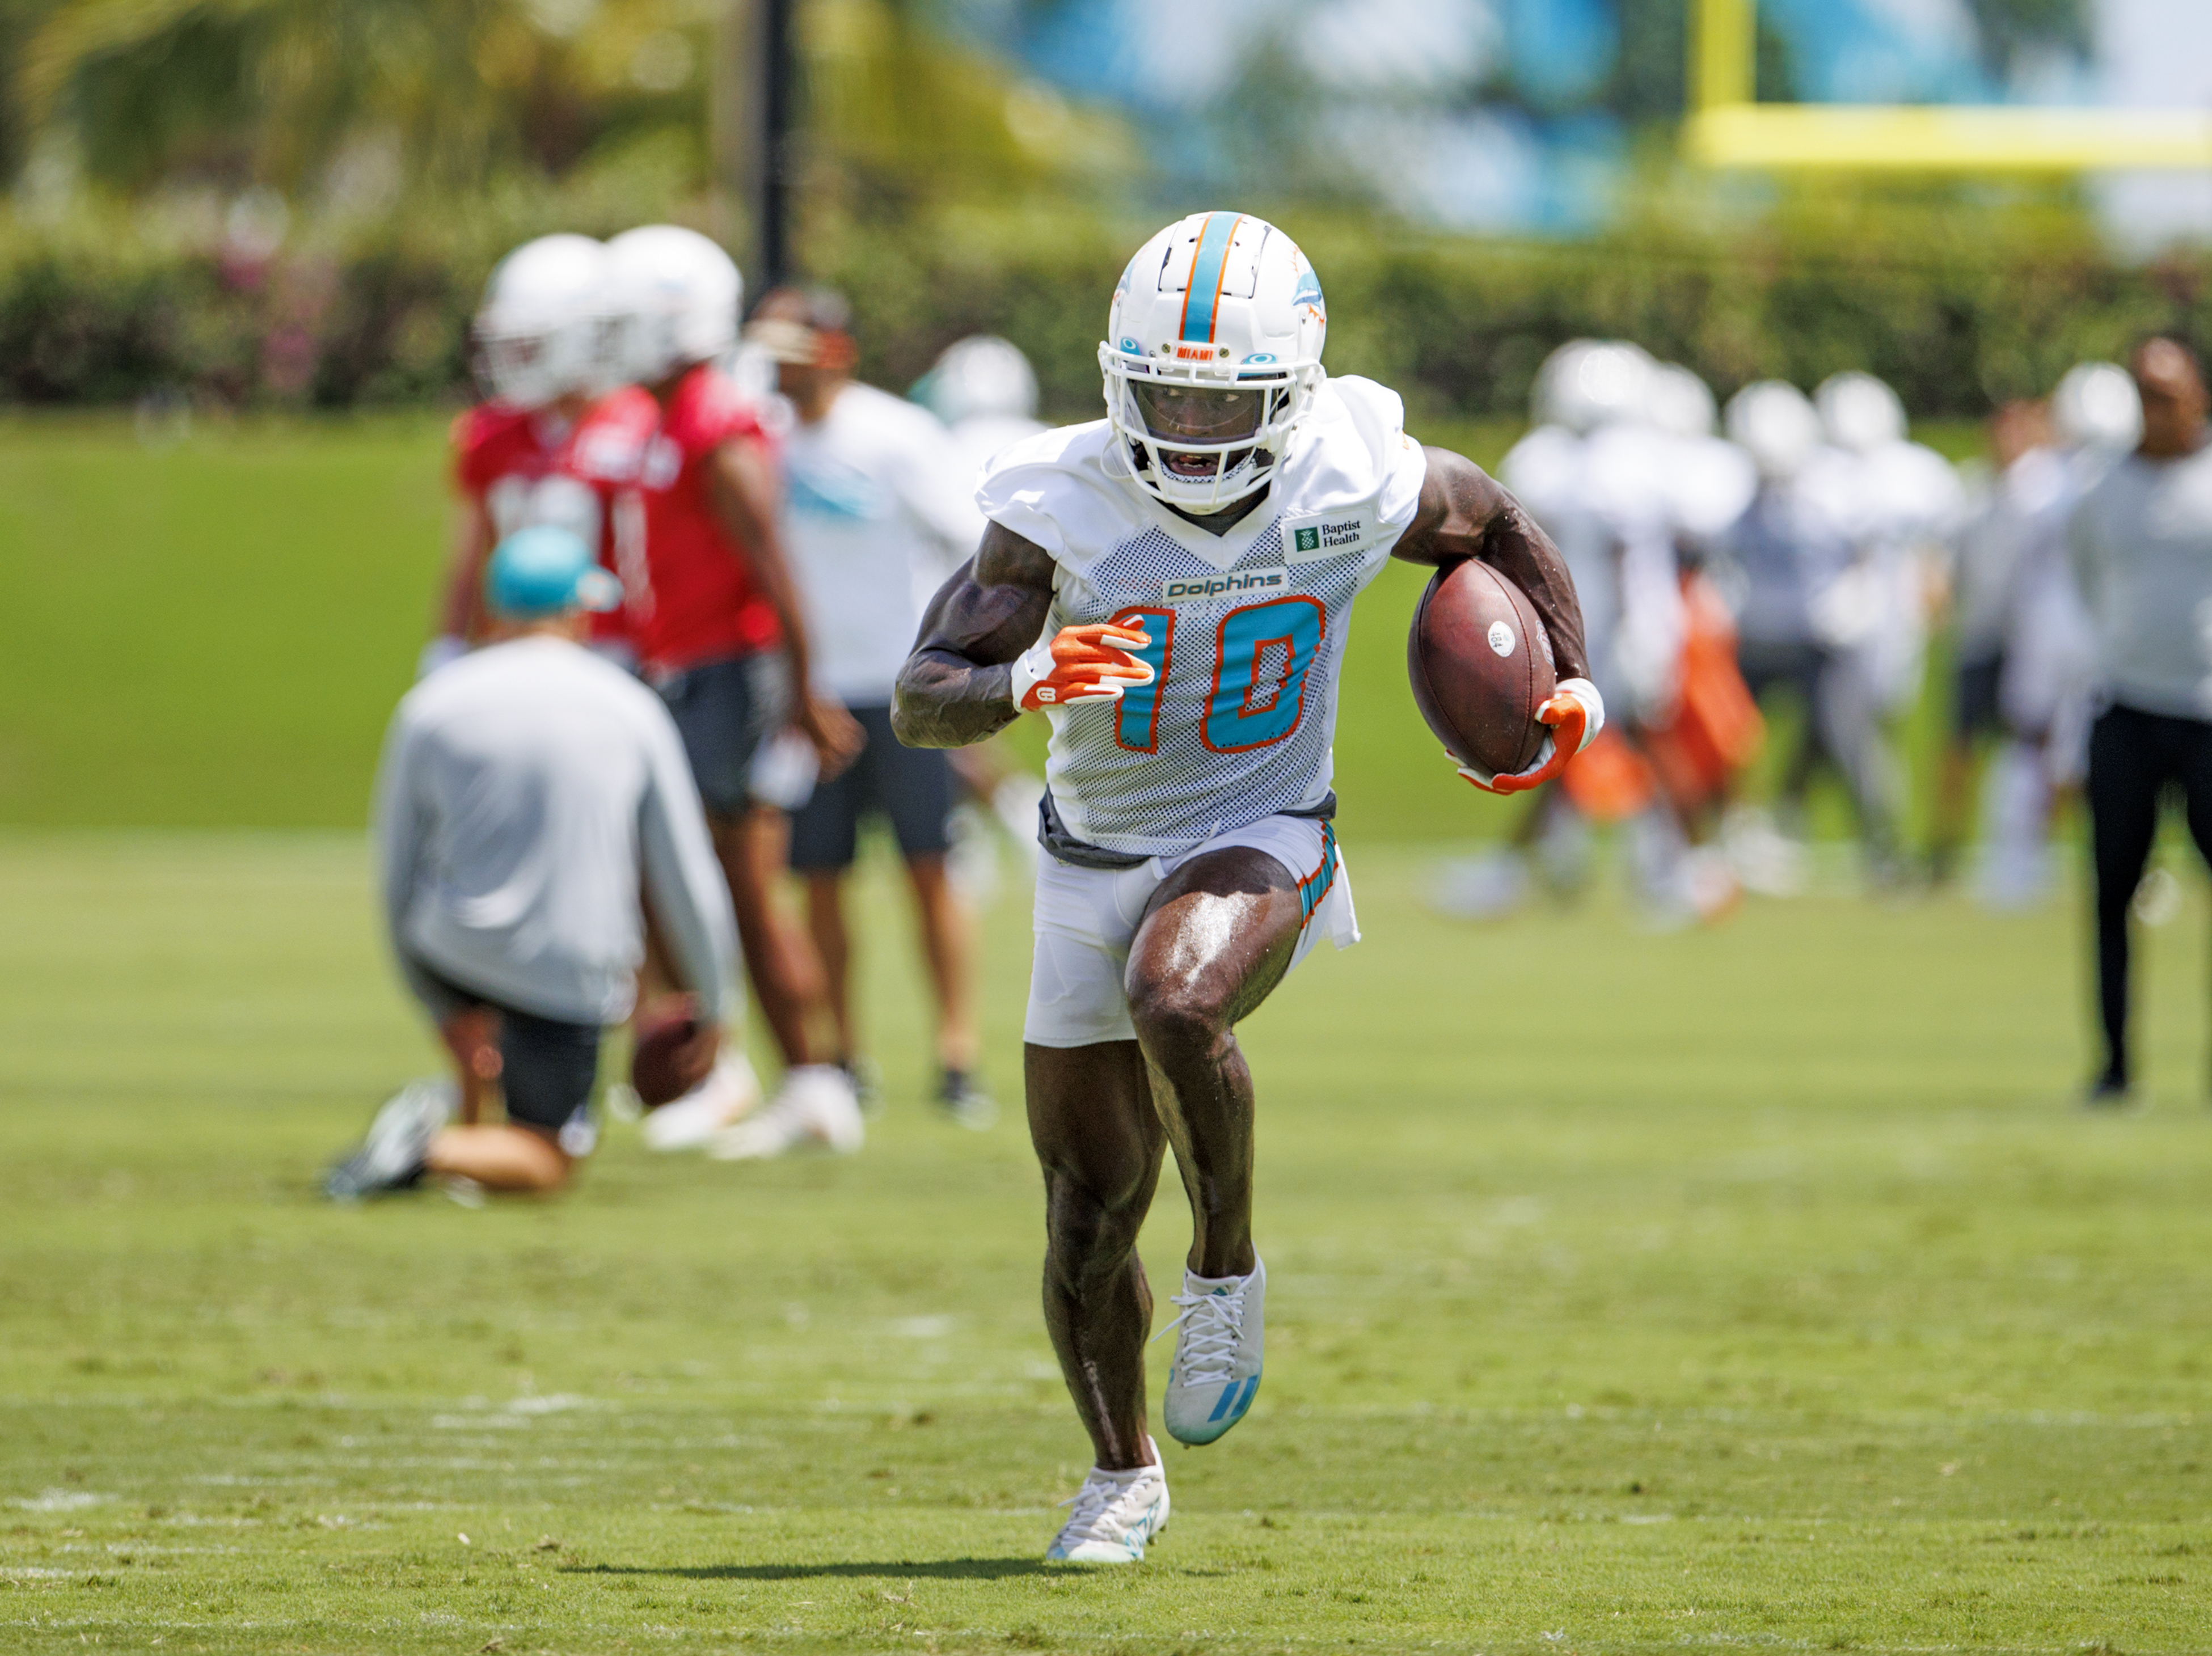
[602,225,868,1154]
[426,235,637,674]
[423,234,763,1140]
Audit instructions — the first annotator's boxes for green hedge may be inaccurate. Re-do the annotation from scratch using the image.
[1,191,2203,416]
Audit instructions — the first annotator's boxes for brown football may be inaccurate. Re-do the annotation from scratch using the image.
[631,999,709,1108]
[1407,559,1556,778]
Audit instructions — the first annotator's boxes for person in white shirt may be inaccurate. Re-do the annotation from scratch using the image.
[744,289,997,1129]
[325,527,739,1198]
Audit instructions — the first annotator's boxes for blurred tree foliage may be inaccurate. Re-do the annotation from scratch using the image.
[0,0,2184,419]
[12,0,714,197]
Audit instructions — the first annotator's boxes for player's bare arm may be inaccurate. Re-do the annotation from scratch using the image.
[890,523,1060,749]
[1396,445,1590,684]
[429,496,495,659]
[706,436,864,772]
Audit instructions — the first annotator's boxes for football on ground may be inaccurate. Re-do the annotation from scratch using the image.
[631,999,707,1106]
[1407,557,1555,776]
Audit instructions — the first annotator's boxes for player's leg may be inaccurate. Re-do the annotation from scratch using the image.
[712,808,821,1066]
[787,733,868,1106]
[802,871,856,1063]
[906,854,988,1122]
[2084,706,2162,1100]
[707,777,864,1160]
[660,654,827,1069]
[1028,1038,1168,1471]
[424,1124,569,1192]
[1023,861,1176,1561]
[1029,1036,1176,1562]
[1124,843,1315,1448]
[1125,846,1305,1278]
[436,1006,501,1125]
[1813,648,1906,876]
[2171,716,2212,1098]
[877,720,989,1124]
[425,1006,600,1193]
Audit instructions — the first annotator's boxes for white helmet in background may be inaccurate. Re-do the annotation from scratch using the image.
[917,335,1039,425]
[1532,339,1655,434]
[2053,360,2143,451]
[1646,362,1717,438]
[605,225,743,386]
[474,234,611,411]
[1099,210,1327,514]
[1725,380,1823,480]
[1814,371,1907,454]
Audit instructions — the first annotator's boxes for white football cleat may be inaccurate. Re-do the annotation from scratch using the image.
[1160,1256,1265,1446]
[706,1064,864,1160]
[640,1054,761,1152]
[1046,1444,1170,1564]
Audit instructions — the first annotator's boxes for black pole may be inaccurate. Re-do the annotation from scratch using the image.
[760,0,794,290]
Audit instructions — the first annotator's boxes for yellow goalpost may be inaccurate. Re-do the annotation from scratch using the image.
[1680,0,2212,171]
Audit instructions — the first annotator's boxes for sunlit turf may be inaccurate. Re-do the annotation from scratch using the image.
[5,831,2212,1652]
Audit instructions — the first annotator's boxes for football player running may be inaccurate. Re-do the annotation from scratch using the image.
[893,213,1598,1562]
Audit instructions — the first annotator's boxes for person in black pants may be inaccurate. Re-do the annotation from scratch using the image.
[2071,338,2212,1104]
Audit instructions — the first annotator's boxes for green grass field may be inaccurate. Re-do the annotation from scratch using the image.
[6,412,2208,1652]
[6,829,2212,1653]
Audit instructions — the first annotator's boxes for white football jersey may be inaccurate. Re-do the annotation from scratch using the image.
[978,375,1426,857]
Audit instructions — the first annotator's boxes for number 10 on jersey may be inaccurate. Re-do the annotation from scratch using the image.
[1112,597,1324,755]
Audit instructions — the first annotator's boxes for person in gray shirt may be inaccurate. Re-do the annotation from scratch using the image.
[325,526,739,1197]
[2068,336,2212,1105]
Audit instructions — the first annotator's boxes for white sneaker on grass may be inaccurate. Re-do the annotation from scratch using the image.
[1046,1443,1169,1563]
[641,1055,761,1152]
[1160,1256,1265,1446]
[706,1064,864,1160]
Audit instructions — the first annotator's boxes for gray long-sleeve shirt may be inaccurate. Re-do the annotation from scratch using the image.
[373,636,738,1027]
[2068,443,2212,720]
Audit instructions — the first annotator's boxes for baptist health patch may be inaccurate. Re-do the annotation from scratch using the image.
[1162,566,1289,606]
[1281,509,1372,563]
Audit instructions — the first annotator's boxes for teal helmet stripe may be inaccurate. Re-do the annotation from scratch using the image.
[1178,212,1244,344]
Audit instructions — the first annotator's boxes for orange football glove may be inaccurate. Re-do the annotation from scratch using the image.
[1458,677,1605,796]
[1010,622,1154,712]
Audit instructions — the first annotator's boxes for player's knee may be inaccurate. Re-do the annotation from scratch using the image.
[1125,979,1229,1070]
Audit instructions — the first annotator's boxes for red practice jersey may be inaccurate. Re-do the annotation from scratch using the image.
[451,391,657,648]
[626,364,783,674]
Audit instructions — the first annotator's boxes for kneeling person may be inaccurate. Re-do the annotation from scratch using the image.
[326,527,740,1199]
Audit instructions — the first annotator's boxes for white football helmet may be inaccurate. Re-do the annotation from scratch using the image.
[1099,211,1327,514]
[1531,339,1656,434]
[1725,380,1823,480]
[605,225,743,386]
[2053,360,2143,451]
[1814,371,1907,454]
[474,234,611,412]
[1646,362,1718,438]
[917,335,1039,425]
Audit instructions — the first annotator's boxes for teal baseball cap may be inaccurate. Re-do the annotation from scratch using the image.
[484,526,622,620]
